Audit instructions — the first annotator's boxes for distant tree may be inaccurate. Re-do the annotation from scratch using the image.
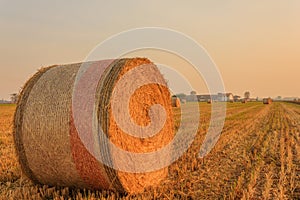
[277,96,282,100]
[10,93,18,104]
[244,91,250,99]
[176,93,187,100]
[190,91,197,95]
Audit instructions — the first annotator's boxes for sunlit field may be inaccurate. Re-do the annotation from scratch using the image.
[0,102,299,199]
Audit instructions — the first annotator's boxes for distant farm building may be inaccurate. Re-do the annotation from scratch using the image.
[197,94,217,102]
[186,92,235,102]
[233,95,241,102]
[0,99,11,104]
[217,93,234,102]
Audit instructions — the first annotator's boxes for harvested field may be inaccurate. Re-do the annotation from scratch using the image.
[0,102,299,199]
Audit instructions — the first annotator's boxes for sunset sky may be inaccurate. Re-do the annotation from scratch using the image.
[0,1,299,100]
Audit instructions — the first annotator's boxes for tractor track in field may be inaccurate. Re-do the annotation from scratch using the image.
[229,103,300,200]
[167,103,272,199]
[172,102,300,200]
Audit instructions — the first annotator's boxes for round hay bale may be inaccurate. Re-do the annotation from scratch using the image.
[263,98,272,104]
[171,97,181,108]
[13,58,174,194]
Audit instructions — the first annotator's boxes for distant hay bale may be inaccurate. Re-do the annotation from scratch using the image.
[171,97,181,108]
[13,58,174,194]
[263,98,272,104]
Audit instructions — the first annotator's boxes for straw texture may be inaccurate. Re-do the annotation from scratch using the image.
[171,97,181,108]
[13,58,174,194]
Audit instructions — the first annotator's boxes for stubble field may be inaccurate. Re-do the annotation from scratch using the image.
[0,102,299,199]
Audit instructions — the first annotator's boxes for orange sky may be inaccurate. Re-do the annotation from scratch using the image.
[0,1,299,100]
